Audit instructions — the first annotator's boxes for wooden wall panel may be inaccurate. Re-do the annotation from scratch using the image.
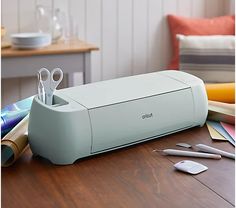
[132,0,148,75]
[192,0,206,17]
[1,0,19,41]
[224,0,235,14]
[162,0,178,69]
[52,0,69,13]
[36,0,52,7]
[86,0,102,82]
[19,0,36,33]
[1,0,229,106]
[177,0,192,17]
[102,0,118,80]
[69,0,86,40]
[148,0,163,72]
[117,0,133,77]
[206,0,220,17]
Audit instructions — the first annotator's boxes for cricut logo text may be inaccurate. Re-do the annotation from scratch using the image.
[142,113,153,119]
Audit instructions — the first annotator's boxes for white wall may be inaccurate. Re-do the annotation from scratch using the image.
[1,0,232,106]
[225,0,235,14]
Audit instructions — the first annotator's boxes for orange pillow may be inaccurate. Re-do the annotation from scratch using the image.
[167,15,235,70]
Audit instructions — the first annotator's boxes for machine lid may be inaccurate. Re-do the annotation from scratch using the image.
[59,72,190,109]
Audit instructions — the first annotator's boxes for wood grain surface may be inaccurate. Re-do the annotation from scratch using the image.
[1,39,99,57]
[2,125,235,208]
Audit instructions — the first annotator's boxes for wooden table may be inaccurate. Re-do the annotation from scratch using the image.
[1,40,98,86]
[2,125,235,208]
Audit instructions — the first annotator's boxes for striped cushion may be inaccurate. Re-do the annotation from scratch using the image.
[178,35,235,83]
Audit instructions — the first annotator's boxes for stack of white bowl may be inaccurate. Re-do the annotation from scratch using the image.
[11,33,52,49]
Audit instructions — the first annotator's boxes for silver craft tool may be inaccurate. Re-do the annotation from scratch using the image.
[196,144,235,160]
[153,149,221,159]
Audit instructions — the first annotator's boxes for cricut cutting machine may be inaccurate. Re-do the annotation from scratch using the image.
[28,70,208,165]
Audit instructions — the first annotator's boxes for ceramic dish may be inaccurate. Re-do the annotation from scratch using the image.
[11,33,51,48]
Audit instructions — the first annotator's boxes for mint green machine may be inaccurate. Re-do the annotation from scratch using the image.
[28,70,208,165]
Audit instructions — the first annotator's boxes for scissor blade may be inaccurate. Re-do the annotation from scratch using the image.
[38,81,45,103]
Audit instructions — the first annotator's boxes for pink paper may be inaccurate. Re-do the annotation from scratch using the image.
[221,122,235,140]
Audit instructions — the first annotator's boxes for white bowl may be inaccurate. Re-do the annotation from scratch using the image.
[11,33,51,45]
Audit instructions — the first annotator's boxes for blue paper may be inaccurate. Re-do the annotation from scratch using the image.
[207,121,235,146]
[1,96,34,138]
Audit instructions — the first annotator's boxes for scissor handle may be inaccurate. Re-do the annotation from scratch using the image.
[38,68,50,84]
[50,68,63,90]
[37,67,63,105]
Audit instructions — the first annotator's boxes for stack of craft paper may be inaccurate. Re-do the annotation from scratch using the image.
[205,83,235,145]
[206,83,234,124]
[206,121,235,146]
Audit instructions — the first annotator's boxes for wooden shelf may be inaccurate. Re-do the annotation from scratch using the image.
[1,39,99,57]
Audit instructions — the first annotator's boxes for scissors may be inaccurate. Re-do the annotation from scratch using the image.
[37,68,63,105]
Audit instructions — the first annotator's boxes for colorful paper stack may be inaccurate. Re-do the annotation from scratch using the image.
[206,120,235,146]
[205,83,235,146]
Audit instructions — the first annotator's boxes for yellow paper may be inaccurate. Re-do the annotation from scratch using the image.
[206,123,227,141]
[205,83,235,103]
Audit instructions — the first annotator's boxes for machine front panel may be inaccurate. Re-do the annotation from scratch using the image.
[89,88,194,153]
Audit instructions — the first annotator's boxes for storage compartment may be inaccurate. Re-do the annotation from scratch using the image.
[90,88,194,153]
[52,95,69,107]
